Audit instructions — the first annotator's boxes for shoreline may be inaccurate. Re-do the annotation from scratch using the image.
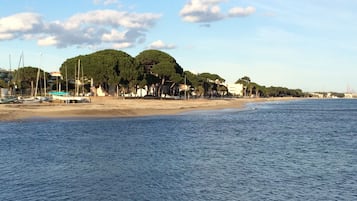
[0,97,300,122]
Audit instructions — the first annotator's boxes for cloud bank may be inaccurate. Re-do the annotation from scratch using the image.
[0,10,161,49]
[180,0,255,23]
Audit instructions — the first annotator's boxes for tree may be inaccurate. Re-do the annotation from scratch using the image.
[60,49,140,95]
[12,67,49,96]
[198,73,225,97]
[236,76,251,96]
[0,79,6,88]
[136,50,183,97]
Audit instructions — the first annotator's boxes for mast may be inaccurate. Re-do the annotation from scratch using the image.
[65,64,69,104]
[8,54,11,90]
[34,67,40,97]
[16,52,23,86]
[65,64,68,94]
[41,53,46,96]
[81,61,84,95]
[77,59,81,96]
[74,63,77,96]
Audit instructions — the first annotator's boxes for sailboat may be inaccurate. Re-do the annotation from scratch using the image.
[19,53,48,104]
[51,59,90,103]
[0,54,20,104]
[0,96,18,104]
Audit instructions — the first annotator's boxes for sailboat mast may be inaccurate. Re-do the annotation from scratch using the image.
[81,61,84,95]
[41,53,46,96]
[34,68,40,97]
[74,63,77,96]
[77,59,81,96]
[8,54,11,88]
[65,64,68,94]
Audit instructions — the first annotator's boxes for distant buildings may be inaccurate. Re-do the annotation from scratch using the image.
[227,83,244,97]
[309,92,357,99]
[344,93,357,98]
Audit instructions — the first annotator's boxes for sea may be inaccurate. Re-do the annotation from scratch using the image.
[0,99,356,201]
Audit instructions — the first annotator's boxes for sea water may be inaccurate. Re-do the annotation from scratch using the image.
[0,99,356,200]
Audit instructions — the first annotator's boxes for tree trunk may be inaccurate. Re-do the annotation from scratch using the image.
[158,78,165,98]
[31,81,34,97]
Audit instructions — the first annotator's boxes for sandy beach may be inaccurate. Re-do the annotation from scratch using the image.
[0,97,297,121]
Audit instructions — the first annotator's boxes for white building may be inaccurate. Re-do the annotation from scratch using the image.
[227,83,244,97]
[0,88,8,97]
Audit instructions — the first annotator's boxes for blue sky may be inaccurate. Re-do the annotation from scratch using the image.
[1,0,357,92]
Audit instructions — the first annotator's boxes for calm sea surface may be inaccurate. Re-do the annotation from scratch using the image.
[0,99,356,201]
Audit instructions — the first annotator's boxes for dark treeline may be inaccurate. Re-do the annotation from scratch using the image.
[4,49,305,98]
[60,49,227,98]
[235,76,305,98]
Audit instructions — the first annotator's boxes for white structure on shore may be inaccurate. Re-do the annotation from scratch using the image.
[227,83,244,97]
[344,93,357,98]
[0,88,8,97]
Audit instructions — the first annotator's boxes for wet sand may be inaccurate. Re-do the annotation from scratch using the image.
[0,97,298,121]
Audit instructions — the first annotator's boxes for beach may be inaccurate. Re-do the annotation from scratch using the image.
[0,97,296,121]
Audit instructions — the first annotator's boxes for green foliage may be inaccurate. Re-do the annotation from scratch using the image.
[199,72,225,83]
[136,49,183,77]
[234,76,305,97]
[60,49,140,92]
[52,49,307,98]
[0,71,11,88]
[235,76,251,85]
[152,62,176,80]
[136,49,177,66]
[262,86,303,97]
[183,72,226,97]
[0,79,6,88]
[136,50,184,96]
[13,66,49,90]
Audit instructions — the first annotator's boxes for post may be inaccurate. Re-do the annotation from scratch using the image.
[184,75,187,100]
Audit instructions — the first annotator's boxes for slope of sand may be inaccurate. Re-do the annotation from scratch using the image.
[0,97,297,121]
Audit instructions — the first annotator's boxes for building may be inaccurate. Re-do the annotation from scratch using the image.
[227,83,244,97]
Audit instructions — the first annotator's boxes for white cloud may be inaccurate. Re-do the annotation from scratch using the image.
[147,40,176,50]
[180,0,255,23]
[64,10,159,30]
[0,10,161,49]
[228,6,256,17]
[0,33,14,40]
[38,36,58,46]
[180,0,225,23]
[0,12,43,36]
[101,29,127,42]
[113,42,133,49]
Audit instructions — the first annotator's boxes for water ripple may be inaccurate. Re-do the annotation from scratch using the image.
[0,99,356,200]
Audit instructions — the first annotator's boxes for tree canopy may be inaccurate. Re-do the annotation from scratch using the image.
[60,49,140,92]
[136,50,183,81]
[235,76,305,97]
[1,49,294,97]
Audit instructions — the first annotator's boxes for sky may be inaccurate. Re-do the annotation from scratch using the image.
[1,0,357,92]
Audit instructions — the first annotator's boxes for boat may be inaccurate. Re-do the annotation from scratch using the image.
[17,96,43,104]
[51,94,90,103]
[0,97,18,104]
[49,91,90,103]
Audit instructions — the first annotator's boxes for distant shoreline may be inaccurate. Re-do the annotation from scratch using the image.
[0,97,300,122]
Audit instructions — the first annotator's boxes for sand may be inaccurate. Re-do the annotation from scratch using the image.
[0,97,298,121]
